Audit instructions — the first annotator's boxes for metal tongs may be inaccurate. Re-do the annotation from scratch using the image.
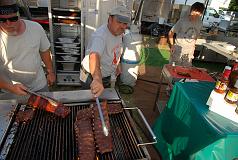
[95,97,109,136]
[24,89,58,106]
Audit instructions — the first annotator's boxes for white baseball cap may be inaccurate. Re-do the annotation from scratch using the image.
[109,5,131,24]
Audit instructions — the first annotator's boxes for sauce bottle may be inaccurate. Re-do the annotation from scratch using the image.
[229,71,238,88]
[232,59,238,71]
[214,66,231,94]
[229,59,238,88]
[224,79,238,104]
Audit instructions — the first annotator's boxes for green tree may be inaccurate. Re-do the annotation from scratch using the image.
[228,0,238,11]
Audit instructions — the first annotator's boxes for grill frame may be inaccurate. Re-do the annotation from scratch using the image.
[0,100,151,160]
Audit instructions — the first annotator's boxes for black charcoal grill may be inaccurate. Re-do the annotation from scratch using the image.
[0,89,156,160]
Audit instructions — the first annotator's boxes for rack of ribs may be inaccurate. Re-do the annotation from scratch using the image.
[74,108,95,160]
[27,94,70,118]
[93,102,113,154]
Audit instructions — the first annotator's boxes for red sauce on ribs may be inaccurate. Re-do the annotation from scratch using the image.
[27,94,70,118]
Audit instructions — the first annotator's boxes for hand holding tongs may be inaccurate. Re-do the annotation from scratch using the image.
[24,89,58,106]
[96,97,109,136]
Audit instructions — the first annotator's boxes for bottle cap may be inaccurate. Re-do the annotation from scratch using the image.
[224,66,231,70]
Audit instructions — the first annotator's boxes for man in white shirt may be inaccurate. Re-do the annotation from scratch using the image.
[80,5,131,97]
[0,0,55,95]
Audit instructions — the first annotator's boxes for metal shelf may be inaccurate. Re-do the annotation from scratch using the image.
[53,23,80,26]
[49,0,82,86]
[55,41,80,44]
[55,46,80,49]
[55,52,80,55]
[52,8,80,12]
[56,60,80,63]
[53,15,80,19]
[57,82,81,86]
[57,70,80,73]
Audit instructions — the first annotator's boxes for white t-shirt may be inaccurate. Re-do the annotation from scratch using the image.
[0,20,50,91]
[81,24,122,78]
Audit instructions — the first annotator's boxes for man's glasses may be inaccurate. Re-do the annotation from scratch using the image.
[0,16,18,23]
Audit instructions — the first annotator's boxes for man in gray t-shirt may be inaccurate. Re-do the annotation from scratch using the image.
[80,5,131,97]
[168,2,205,66]
[0,0,55,95]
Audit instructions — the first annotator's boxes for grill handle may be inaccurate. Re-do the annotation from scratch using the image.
[124,107,157,146]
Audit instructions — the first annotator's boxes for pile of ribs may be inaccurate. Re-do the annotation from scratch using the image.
[74,102,123,160]
[27,94,70,118]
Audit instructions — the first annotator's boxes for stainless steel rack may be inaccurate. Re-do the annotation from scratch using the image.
[48,0,82,86]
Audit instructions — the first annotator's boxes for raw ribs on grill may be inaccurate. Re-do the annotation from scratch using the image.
[93,101,113,154]
[74,108,95,160]
[27,94,70,118]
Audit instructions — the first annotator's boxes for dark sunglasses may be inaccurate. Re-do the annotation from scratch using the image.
[0,16,19,23]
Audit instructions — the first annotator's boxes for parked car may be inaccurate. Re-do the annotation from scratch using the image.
[218,11,238,33]
[203,7,222,28]
[219,9,232,21]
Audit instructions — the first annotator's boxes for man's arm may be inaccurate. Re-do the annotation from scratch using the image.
[0,77,27,95]
[40,49,56,86]
[89,52,104,97]
[168,30,175,53]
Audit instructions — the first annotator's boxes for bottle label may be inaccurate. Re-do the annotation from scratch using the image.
[215,81,228,91]
[225,91,238,102]
[223,66,231,78]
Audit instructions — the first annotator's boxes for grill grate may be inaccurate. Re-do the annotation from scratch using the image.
[5,103,148,160]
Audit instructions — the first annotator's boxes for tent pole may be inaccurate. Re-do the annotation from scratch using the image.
[202,0,210,21]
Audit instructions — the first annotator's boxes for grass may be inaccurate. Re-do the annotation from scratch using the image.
[139,48,170,67]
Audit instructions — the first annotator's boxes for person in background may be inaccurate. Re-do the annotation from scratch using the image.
[168,2,205,66]
[0,0,55,95]
[80,5,131,97]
